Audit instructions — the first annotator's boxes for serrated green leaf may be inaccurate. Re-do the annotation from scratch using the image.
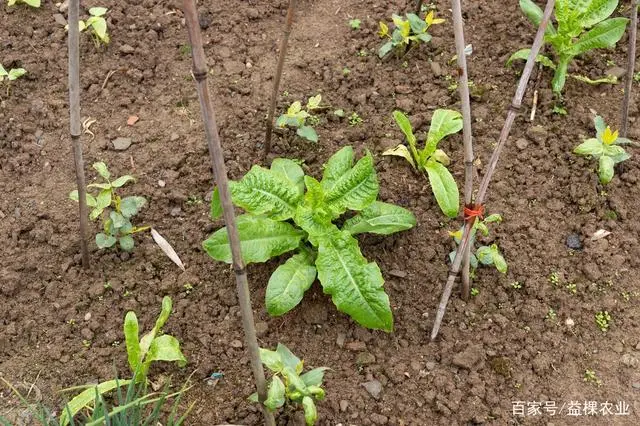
[302,396,318,425]
[120,196,146,218]
[425,161,459,218]
[316,230,393,331]
[297,126,318,143]
[567,17,628,56]
[93,162,110,179]
[119,235,134,251]
[424,109,463,159]
[210,187,223,219]
[300,367,329,387]
[294,177,334,241]
[321,146,354,191]
[324,152,378,215]
[264,376,286,411]
[271,158,305,196]
[230,165,302,220]
[266,252,317,316]
[599,155,615,184]
[574,138,604,157]
[259,348,284,372]
[580,0,619,28]
[203,215,304,264]
[506,48,557,69]
[276,344,302,372]
[110,175,135,188]
[342,201,416,235]
[382,144,416,169]
[96,233,116,249]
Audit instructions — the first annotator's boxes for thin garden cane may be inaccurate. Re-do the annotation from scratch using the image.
[181,2,275,425]
[68,0,90,268]
[431,0,556,341]
[264,0,297,157]
[450,0,475,301]
[621,0,638,137]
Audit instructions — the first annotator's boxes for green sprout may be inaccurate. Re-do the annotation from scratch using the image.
[595,310,611,332]
[348,112,363,126]
[349,19,361,30]
[584,369,602,386]
[276,94,322,143]
[378,11,445,58]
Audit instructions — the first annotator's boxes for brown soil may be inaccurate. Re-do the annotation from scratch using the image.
[2,0,640,425]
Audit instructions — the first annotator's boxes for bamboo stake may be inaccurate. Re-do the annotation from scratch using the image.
[68,0,90,268]
[431,0,556,341]
[264,0,297,158]
[414,0,423,14]
[450,0,475,301]
[181,2,275,425]
[621,0,638,137]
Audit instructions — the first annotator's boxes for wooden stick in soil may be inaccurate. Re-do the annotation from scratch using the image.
[68,0,90,269]
[414,0,423,14]
[181,2,275,425]
[430,0,556,341]
[450,0,475,301]
[263,0,297,158]
[621,0,638,137]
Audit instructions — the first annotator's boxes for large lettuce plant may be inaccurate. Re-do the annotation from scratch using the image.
[204,147,416,331]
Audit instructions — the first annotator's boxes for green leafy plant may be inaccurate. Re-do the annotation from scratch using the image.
[584,368,602,386]
[383,109,462,217]
[276,94,322,143]
[205,147,416,331]
[250,344,328,425]
[449,214,507,276]
[69,162,148,251]
[348,112,363,126]
[7,0,40,7]
[0,64,26,95]
[595,310,611,331]
[573,115,633,184]
[349,19,361,30]
[509,0,628,93]
[470,287,479,297]
[70,7,110,46]
[56,297,187,425]
[378,11,445,58]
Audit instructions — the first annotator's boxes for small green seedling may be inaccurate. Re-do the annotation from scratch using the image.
[205,147,416,331]
[574,115,633,184]
[511,281,522,289]
[545,307,557,321]
[449,214,507,275]
[378,11,444,58]
[7,0,40,7]
[348,112,363,126]
[0,64,26,95]
[584,369,602,386]
[276,94,322,143]
[68,7,110,46]
[69,162,148,251]
[595,310,611,332]
[470,288,479,297]
[58,297,187,426]
[349,19,361,30]
[383,109,462,217]
[250,344,328,426]
[509,0,628,94]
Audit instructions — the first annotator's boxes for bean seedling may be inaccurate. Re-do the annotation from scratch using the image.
[378,11,444,58]
[69,162,148,251]
[509,0,628,94]
[205,147,416,331]
[383,109,462,217]
[0,64,26,95]
[449,214,507,276]
[250,343,328,426]
[7,0,40,7]
[573,115,633,184]
[69,7,110,46]
[276,94,322,143]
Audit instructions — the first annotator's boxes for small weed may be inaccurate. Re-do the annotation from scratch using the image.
[470,287,479,297]
[357,49,368,57]
[549,271,560,286]
[348,112,363,126]
[184,283,194,294]
[103,282,112,290]
[584,369,602,386]
[595,310,611,332]
[186,195,203,206]
[342,67,350,76]
[349,19,361,30]
[545,308,557,321]
[0,63,26,95]
[553,105,568,115]
[634,72,640,82]
[276,94,322,143]
[82,339,91,349]
[566,283,577,295]
[511,281,522,289]
[179,44,192,56]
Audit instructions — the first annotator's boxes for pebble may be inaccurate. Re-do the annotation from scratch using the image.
[170,207,183,217]
[346,341,367,351]
[53,13,67,26]
[158,180,166,188]
[336,332,346,348]
[430,61,443,76]
[339,400,349,412]
[170,133,180,142]
[621,353,639,368]
[565,233,582,250]
[84,312,92,321]
[112,137,132,151]
[632,382,640,389]
[356,352,376,366]
[361,379,382,399]
[255,321,268,337]
[526,125,548,144]
[606,66,626,79]
[452,344,485,370]
[389,269,407,278]
[230,339,243,348]
[119,44,135,55]
[515,138,529,150]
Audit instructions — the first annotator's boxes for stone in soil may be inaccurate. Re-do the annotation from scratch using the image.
[361,379,382,399]
[111,137,132,151]
[452,344,485,370]
[565,233,582,250]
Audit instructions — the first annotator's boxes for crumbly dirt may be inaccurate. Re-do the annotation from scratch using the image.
[1,0,640,425]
